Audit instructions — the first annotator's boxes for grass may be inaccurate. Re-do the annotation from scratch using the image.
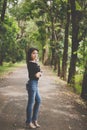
[50,66,83,95]
[75,74,83,94]
[0,61,26,76]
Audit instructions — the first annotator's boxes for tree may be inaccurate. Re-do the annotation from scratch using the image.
[61,0,70,80]
[68,0,81,86]
[0,0,7,65]
[1,0,7,22]
[81,59,87,100]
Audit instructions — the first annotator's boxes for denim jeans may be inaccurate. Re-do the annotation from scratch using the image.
[26,80,41,124]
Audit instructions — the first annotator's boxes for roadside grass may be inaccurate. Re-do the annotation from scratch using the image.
[52,68,83,95]
[0,61,26,76]
[75,74,83,94]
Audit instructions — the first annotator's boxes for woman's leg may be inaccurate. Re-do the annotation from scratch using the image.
[32,87,41,122]
[26,89,36,124]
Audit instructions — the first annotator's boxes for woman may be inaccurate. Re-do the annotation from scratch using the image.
[26,47,42,129]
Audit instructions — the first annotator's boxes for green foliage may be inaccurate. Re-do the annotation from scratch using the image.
[0,15,24,64]
[8,0,34,20]
[77,39,87,74]
[0,0,3,13]
[75,74,83,94]
[24,20,40,47]
[75,1,82,11]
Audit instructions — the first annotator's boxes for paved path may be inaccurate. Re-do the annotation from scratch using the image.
[0,64,87,130]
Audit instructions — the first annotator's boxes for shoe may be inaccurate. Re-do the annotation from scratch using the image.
[26,122,36,129]
[33,121,40,128]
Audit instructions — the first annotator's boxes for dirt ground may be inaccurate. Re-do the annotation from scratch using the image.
[0,64,87,130]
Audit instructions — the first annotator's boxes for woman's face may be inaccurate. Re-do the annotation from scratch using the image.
[31,50,38,61]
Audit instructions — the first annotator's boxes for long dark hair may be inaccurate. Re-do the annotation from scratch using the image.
[26,47,39,77]
[27,47,39,61]
[26,47,39,78]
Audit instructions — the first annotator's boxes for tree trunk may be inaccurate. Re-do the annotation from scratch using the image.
[50,1,55,66]
[42,49,45,64]
[61,0,70,80]
[54,52,58,71]
[50,47,55,66]
[0,56,3,66]
[0,39,4,66]
[1,0,7,22]
[68,0,79,86]
[57,55,61,76]
[25,46,30,78]
[81,60,87,100]
[0,0,7,65]
[42,45,50,65]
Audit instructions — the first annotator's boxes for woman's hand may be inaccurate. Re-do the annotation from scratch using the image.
[35,72,42,78]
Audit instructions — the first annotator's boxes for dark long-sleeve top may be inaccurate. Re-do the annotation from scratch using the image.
[28,61,41,80]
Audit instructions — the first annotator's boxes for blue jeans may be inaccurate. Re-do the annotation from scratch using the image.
[26,80,41,124]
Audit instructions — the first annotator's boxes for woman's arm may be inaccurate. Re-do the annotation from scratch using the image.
[35,72,42,78]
